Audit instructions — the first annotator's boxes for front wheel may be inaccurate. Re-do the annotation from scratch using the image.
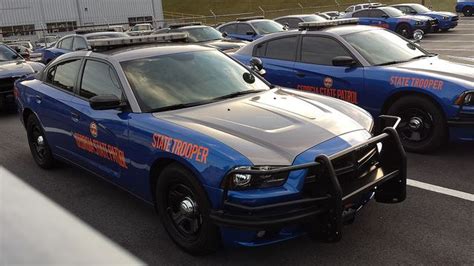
[463,7,473,17]
[155,164,220,255]
[387,96,447,153]
[396,24,412,39]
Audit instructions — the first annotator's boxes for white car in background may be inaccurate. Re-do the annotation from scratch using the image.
[342,2,383,18]
[127,23,154,36]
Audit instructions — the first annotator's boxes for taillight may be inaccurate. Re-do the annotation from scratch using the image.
[13,86,19,99]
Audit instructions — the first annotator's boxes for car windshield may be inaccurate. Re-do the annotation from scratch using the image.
[410,4,431,13]
[251,20,286,35]
[383,7,406,17]
[121,50,269,112]
[0,45,20,61]
[342,29,427,66]
[302,15,327,22]
[180,27,223,42]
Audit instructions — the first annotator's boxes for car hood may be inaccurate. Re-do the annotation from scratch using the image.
[202,39,249,51]
[154,88,368,165]
[394,57,474,84]
[422,11,457,17]
[400,14,432,21]
[0,60,38,79]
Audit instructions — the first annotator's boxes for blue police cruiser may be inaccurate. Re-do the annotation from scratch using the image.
[349,6,438,38]
[15,33,406,254]
[391,3,459,32]
[456,1,474,16]
[232,19,474,152]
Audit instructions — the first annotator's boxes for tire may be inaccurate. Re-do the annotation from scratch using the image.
[463,7,473,17]
[387,95,447,153]
[155,163,220,255]
[396,23,412,39]
[26,114,56,169]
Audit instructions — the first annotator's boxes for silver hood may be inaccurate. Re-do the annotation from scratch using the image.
[155,89,371,165]
[0,60,44,79]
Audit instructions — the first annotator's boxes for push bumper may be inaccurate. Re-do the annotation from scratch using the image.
[210,119,406,241]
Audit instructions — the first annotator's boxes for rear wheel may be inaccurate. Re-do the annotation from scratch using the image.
[26,115,56,169]
[155,164,220,255]
[387,95,447,153]
[463,6,473,17]
[396,23,412,38]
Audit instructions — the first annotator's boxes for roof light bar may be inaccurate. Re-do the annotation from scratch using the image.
[169,22,203,29]
[75,27,114,34]
[299,18,359,31]
[88,33,188,48]
[236,16,265,21]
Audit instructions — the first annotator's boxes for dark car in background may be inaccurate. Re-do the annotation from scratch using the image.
[392,3,458,32]
[216,16,287,41]
[274,14,327,30]
[154,22,248,52]
[0,44,44,109]
[456,1,474,16]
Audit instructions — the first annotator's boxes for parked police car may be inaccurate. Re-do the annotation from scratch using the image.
[216,16,287,41]
[41,31,129,64]
[0,44,44,110]
[391,3,459,32]
[274,14,327,30]
[456,0,474,16]
[350,6,438,38]
[232,19,474,152]
[154,22,248,52]
[15,33,406,254]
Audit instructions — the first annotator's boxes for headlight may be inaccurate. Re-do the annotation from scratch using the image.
[228,166,289,190]
[455,91,474,106]
[442,16,449,20]
[415,21,425,26]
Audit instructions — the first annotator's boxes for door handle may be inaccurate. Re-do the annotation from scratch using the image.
[296,72,306,78]
[35,95,42,104]
[71,112,80,122]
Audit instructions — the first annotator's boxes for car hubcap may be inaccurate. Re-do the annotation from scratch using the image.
[397,108,434,143]
[167,183,202,240]
[31,127,47,160]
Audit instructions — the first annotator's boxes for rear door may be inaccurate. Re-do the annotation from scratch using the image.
[68,58,130,179]
[293,35,365,106]
[253,35,299,87]
[33,58,82,160]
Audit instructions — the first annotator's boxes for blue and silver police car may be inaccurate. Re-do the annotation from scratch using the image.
[15,33,407,254]
[232,19,474,153]
[391,3,459,32]
[350,6,438,38]
[456,1,474,16]
[216,16,287,41]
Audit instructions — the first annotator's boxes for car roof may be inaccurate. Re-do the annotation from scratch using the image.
[275,14,316,19]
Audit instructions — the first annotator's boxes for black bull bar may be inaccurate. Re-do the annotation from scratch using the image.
[209,116,407,241]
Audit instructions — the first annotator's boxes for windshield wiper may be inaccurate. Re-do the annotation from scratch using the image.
[149,100,213,112]
[211,89,266,101]
[374,60,409,66]
[409,54,436,61]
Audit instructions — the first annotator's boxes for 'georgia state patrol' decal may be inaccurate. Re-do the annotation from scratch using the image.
[297,77,358,104]
[152,132,209,164]
[73,133,128,168]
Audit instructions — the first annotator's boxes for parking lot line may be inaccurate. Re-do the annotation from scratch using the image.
[422,40,474,43]
[407,179,474,202]
[427,48,474,51]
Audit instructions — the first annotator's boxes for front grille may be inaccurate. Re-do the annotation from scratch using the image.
[0,77,17,94]
[430,19,438,26]
[452,16,459,21]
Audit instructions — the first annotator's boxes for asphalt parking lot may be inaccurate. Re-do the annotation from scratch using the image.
[1,17,473,265]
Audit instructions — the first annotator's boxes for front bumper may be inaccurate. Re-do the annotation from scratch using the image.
[210,123,406,242]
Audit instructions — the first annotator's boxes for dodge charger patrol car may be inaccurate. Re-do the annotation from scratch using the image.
[15,34,406,254]
[216,16,287,41]
[232,19,474,152]
[391,3,459,32]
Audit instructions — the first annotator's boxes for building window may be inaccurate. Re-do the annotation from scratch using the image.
[46,21,77,33]
[0,24,35,37]
[128,16,153,26]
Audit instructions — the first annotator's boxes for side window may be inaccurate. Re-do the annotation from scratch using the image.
[355,6,362,11]
[353,10,370,17]
[47,59,82,92]
[275,19,288,26]
[300,36,351,66]
[220,24,237,34]
[254,42,267,57]
[371,10,386,18]
[264,36,297,61]
[80,60,123,100]
[346,6,354,12]
[59,37,73,50]
[236,24,254,35]
[73,37,88,51]
[286,18,302,29]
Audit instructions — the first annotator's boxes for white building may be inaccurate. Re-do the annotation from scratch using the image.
[0,0,164,40]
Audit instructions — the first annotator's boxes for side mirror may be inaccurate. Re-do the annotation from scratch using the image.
[332,56,357,67]
[381,14,389,19]
[410,11,417,15]
[246,31,256,36]
[89,94,124,110]
[222,32,228,38]
[249,57,266,76]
